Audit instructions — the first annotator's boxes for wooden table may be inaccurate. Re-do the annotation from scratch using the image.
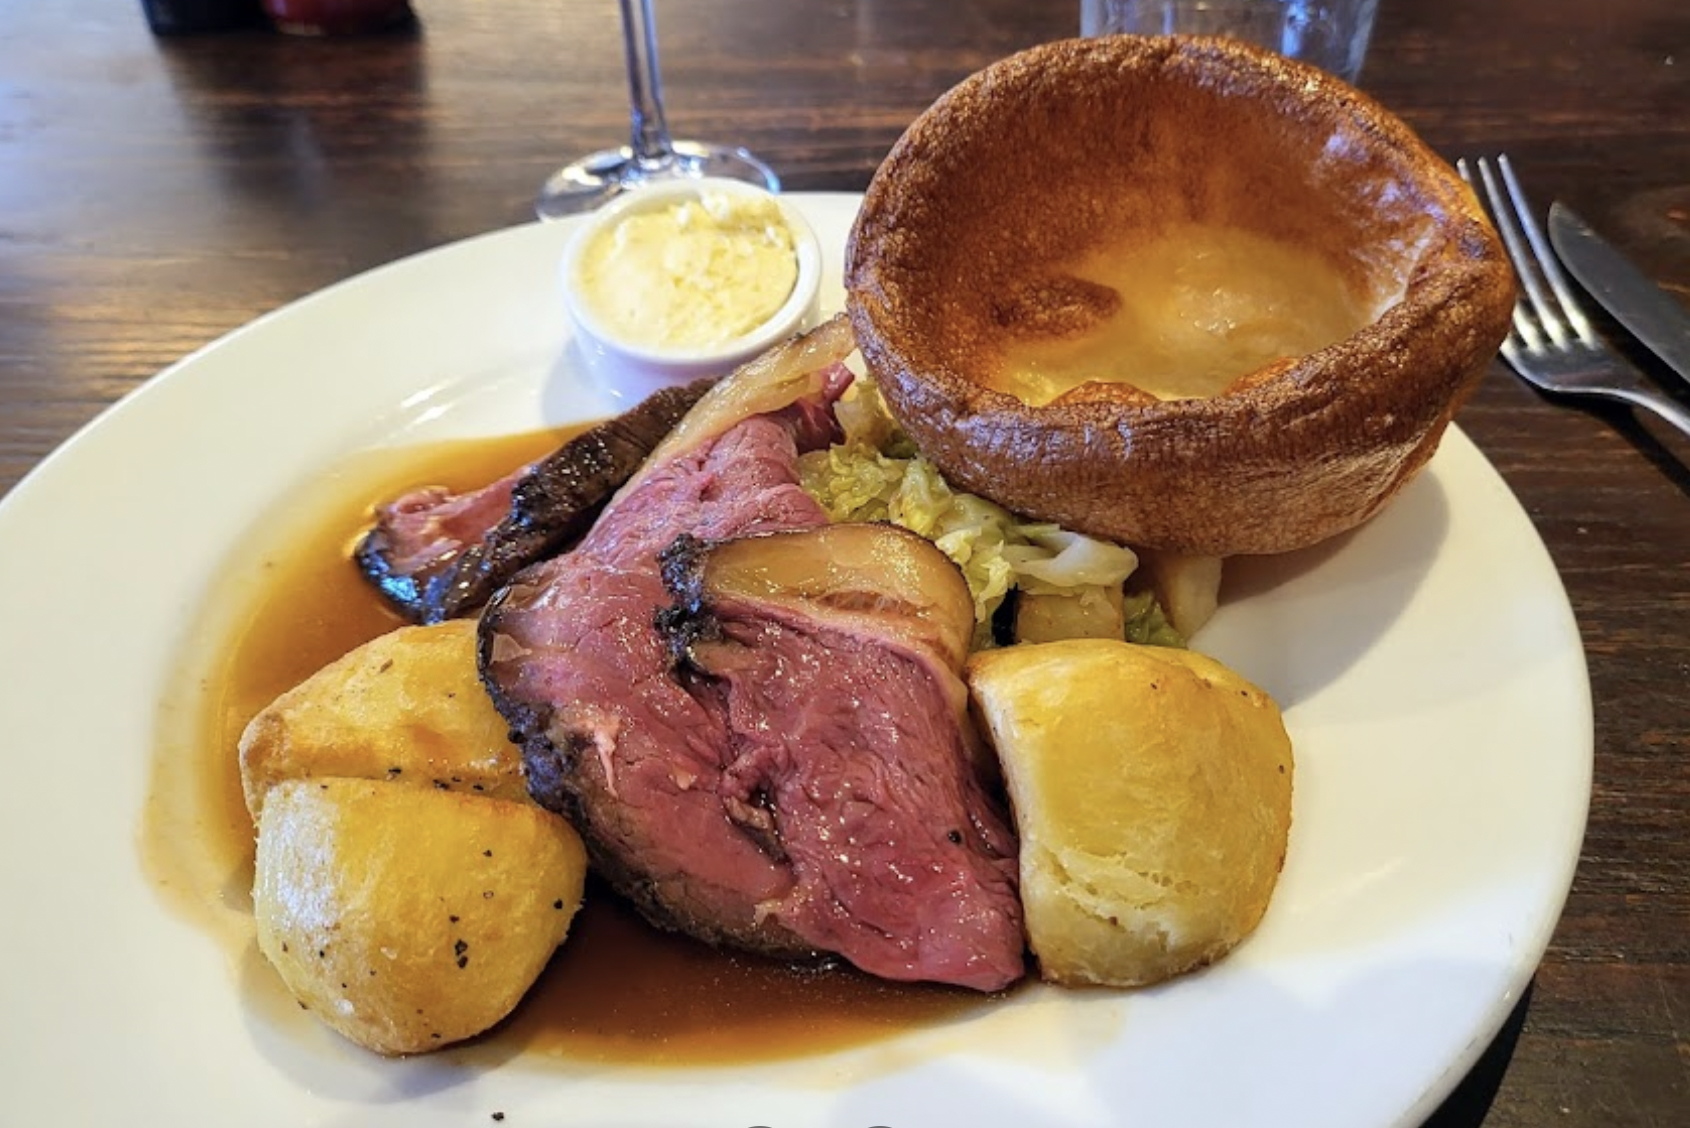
[2,0,1685,1123]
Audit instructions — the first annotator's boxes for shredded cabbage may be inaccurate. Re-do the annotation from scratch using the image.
[798,381,1145,642]
[1123,589,1185,649]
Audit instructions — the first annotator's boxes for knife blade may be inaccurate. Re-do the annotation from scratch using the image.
[1548,201,1690,388]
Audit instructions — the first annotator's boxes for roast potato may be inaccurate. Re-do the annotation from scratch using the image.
[254,778,587,1055]
[1012,584,1126,645]
[966,638,1292,987]
[240,619,590,1055]
[238,618,529,820]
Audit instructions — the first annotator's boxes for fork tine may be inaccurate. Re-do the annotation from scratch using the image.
[1494,155,1598,344]
[1458,159,1542,353]
[1465,156,1564,351]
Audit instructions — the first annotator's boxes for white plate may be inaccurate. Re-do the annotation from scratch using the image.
[0,194,1591,1127]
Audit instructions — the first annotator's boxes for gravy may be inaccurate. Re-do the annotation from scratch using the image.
[146,427,990,1066]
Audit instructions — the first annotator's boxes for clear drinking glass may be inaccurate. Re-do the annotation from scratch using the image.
[1080,0,1380,84]
[536,0,779,220]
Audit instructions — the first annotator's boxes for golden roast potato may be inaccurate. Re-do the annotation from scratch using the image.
[239,619,589,1055]
[966,638,1293,987]
[238,618,529,820]
[846,34,1515,556]
[254,778,587,1055]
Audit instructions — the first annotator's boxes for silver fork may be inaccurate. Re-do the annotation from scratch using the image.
[1459,154,1690,440]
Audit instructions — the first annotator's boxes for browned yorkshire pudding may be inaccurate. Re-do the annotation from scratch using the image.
[845,35,1515,556]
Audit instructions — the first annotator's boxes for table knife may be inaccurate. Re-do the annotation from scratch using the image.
[1548,202,1690,387]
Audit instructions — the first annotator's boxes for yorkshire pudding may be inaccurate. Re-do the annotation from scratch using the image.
[845,35,1514,555]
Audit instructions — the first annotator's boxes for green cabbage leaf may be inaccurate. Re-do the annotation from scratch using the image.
[797,382,1146,641]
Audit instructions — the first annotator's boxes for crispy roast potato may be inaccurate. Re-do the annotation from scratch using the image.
[255,778,587,1055]
[238,618,529,820]
[239,619,589,1055]
[966,638,1292,988]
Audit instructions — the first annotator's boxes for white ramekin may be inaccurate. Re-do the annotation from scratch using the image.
[559,177,823,403]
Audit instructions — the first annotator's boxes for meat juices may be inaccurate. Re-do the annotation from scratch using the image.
[478,319,1026,991]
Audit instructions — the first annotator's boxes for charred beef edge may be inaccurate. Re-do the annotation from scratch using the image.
[652,532,722,668]
[357,378,714,624]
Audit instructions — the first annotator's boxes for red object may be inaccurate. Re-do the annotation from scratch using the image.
[261,0,412,35]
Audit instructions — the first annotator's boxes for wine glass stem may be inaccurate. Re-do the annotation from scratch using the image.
[620,0,675,163]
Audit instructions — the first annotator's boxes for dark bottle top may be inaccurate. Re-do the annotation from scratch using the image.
[143,0,266,34]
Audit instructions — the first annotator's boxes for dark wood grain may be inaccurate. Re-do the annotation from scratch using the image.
[2,0,1686,1124]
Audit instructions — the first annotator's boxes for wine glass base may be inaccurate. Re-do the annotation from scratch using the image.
[535,141,781,220]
